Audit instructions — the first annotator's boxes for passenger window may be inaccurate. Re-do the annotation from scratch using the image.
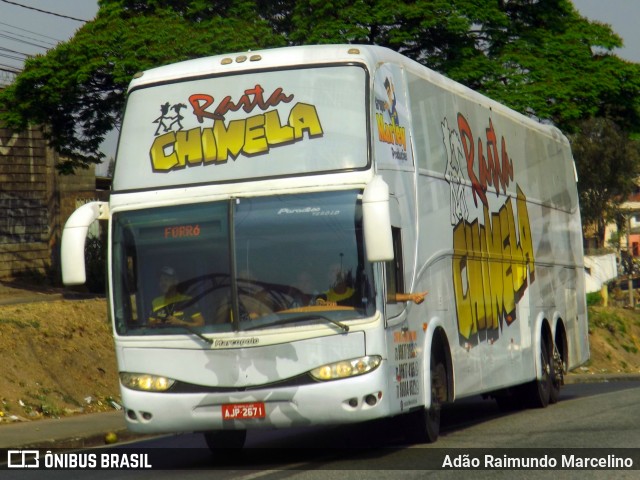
[386,227,404,304]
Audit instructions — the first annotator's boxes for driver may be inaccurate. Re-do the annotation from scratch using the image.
[316,263,356,307]
[149,266,204,326]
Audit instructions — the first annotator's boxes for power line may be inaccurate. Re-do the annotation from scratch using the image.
[0,29,57,48]
[0,32,51,50]
[0,52,25,62]
[0,63,19,73]
[0,44,32,59]
[0,0,88,23]
[0,69,18,87]
[0,21,63,43]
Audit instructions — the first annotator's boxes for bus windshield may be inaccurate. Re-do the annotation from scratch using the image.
[111,190,375,337]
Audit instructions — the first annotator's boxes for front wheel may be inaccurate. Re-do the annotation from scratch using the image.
[407,355,447,444]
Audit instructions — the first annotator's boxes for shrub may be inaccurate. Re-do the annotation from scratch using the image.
[586,291,603,306]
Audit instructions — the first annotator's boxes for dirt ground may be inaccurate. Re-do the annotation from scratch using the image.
[0,286,118,423]
[0,283,638,424]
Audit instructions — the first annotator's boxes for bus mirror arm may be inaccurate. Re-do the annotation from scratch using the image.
[362,176,394,262]
[61,201,110,285]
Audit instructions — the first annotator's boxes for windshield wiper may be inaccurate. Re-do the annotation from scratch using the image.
[245,314,350,333]
[145,323,214,345]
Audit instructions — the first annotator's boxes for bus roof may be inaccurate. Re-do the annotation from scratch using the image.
[128,44,568,145]
[128,44,395,91]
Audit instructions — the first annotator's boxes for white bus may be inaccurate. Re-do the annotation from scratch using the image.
[61,44,589,447]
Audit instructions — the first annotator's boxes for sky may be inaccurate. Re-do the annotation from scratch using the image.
[0,1,98,83]
[572,0,640,62]
[0,0,638,167]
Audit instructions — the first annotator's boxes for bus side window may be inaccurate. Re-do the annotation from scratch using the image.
[386,227,404,304]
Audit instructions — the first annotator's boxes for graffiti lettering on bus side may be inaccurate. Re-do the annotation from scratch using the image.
[376,113,407,152]
[457,113,514,209]
[149,103,323,171]
[452,186,535,344]
[393,329,419,399]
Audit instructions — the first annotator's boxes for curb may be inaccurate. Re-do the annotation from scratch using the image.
[12,428,146,450]
[564,373,640,384]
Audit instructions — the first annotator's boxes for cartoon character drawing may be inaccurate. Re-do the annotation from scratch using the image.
[383,77,399,125]
[153,102,188,135]
[441,118,469,225]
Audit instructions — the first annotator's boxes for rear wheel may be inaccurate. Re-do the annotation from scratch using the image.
[549,342,564,404]
[526,335,553,408]
[203,430,247,451]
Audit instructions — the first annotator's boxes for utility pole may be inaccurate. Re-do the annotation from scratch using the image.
[628,212,634,307]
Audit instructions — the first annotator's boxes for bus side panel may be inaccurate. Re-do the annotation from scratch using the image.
[404,66,587,398]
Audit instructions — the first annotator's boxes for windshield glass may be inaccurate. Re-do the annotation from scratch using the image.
[113,65,368,191]
[112,191,375,337]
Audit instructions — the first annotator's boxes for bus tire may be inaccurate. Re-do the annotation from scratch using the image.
[408,353,447,444]
[526,335,553,408]
[203,430,247,450]
[549,341,564,404]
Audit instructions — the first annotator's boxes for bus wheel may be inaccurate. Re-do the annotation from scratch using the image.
[549,342,564,404]
[408,354,447,444]
[203,430,247,450]
[426,359,447,442]
[526,336,553,408]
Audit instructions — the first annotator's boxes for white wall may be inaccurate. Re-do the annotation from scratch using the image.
[584,254,617,293]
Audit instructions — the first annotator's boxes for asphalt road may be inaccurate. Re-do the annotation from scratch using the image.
[4,381,639,479]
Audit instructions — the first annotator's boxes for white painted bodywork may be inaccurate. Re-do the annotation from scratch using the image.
[62,45,588,435]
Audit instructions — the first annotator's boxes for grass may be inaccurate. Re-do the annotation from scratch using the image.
[589,309,628,337]
[0,317,40,329]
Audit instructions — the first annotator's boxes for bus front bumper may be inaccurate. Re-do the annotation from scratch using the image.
[120,363,391,434]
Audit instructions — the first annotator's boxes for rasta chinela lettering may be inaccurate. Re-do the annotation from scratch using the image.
[149,85,324,172]
[452,187,535,345]
[442,113,535,346]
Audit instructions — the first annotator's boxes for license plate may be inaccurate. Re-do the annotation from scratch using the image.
[222,402,266,420]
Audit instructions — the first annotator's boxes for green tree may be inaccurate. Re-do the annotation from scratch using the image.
[478,1,640,135]
[0,0,285,173]
[571,117,640,247]
[277,0,640,135]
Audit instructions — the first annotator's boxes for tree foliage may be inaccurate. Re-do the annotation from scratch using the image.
[0,0,285,173]
[0,0,639,183]
[571,118,640,246]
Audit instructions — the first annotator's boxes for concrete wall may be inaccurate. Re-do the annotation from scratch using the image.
[0,124,102,282]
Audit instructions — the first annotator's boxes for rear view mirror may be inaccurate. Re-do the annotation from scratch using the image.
[61,202,109,285]
[362,176,394,262]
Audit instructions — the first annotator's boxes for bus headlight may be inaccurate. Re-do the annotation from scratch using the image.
[310,355,382,381]
[120,372,176,392]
